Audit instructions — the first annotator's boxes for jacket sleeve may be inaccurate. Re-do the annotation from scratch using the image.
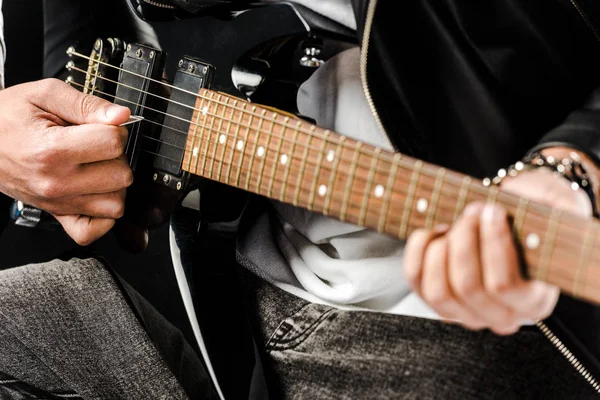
[531,87,600,166]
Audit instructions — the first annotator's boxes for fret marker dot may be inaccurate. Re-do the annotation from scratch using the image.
[219,135,226,145]
[237,140,244,151]
[326,150,335,163]
[374,185,385,198]
[416,198,428,214]
[526,233,540,250]
[202,106,209,116]
[257,147,265,157]
[318,185,328,197]
[193,147,199,157]
[280,154,288,165]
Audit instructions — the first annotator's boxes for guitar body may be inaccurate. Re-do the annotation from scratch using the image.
[53,0,600,397]
[58,2,358,398]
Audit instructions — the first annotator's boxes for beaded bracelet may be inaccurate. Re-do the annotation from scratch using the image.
[483,151,599,218]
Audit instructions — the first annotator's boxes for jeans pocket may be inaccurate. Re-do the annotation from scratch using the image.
[265,303,334,352]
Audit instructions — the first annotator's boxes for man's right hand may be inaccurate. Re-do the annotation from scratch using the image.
[0,78,133,245]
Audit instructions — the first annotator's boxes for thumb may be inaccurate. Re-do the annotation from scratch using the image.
[32,79,130,125]
[55,214,116,246]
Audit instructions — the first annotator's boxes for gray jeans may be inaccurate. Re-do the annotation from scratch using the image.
[0,258,195,399]
[237,266,600,399]
[1,257,598,399]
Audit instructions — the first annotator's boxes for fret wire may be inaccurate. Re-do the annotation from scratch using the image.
[76,65,600,229]
[179,111,600,274]
[426,168,446,229]
[225,100,243,185]
[400,160,423,238]
[359,148,381,227]
[256,114,276,195]
[573,222,596,297]
[280,121,302,203]
[453,176,472,221]
[184,134,600,275]
[198,92,216,176]
[74,61,567,201]
[216,97,233,181]
[245,108,265,191]
[235,104,253,187]
[378,153,401,232]
[188,96,205,172]
[268,117,287,198]
[307,130,329,211]
[323,136,345,216]
[513,197,529,240]
[487,185,500,205]
[207,95,226,179]
[294,126,315,207]
[536,209,563,282]
[340,142,363,222]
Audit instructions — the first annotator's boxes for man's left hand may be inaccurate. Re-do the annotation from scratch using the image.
[404,150,593,335]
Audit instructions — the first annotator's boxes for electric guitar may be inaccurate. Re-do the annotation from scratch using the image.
[20,1,600,396]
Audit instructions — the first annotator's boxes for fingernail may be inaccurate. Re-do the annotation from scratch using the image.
[482,204,502,223]
[106,105,124,120]
[433,224,450,233]
[463,202,483,217]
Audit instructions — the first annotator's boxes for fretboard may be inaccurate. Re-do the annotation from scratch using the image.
[181,89,600,307]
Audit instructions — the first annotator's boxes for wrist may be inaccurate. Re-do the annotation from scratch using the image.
[539,147,600,216]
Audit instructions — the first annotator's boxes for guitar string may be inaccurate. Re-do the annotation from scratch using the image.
[68,50,518,188]
[72,49,594,248]
[71,63,447,181]
[68,64,579,222]
[68,77,600,250]
[70,77,492,198]
[75,84,600,262]
[72,68,447,182]
[66,60,600,295]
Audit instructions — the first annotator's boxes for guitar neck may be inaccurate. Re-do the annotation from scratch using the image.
[181,88,600,306]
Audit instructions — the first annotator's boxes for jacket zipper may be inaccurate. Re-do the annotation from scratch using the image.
[569,0,600,44]
[544,3,600,394]
[142,0,176,9]
[359,0,386,137]
[537,321,600,393]
[360,0,600,393]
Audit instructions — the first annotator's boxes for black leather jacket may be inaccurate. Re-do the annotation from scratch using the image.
[351,0,600,391]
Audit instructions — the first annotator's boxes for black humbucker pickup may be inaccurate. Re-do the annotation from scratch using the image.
[115,43,165,171]
[153,57,214,190]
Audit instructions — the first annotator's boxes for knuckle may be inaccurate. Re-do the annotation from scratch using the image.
[111,199,126,219]
[485,277,514,297]
[116,204,126,219]
[423,286,451,308]
[123,169,134,188]
[39,78,60,97]
[74,233,93,247]
[453,276,482,298]
[36,179,62,199]
[107,128,126,158]
[31,146,55,168]
[449,237,473,265]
